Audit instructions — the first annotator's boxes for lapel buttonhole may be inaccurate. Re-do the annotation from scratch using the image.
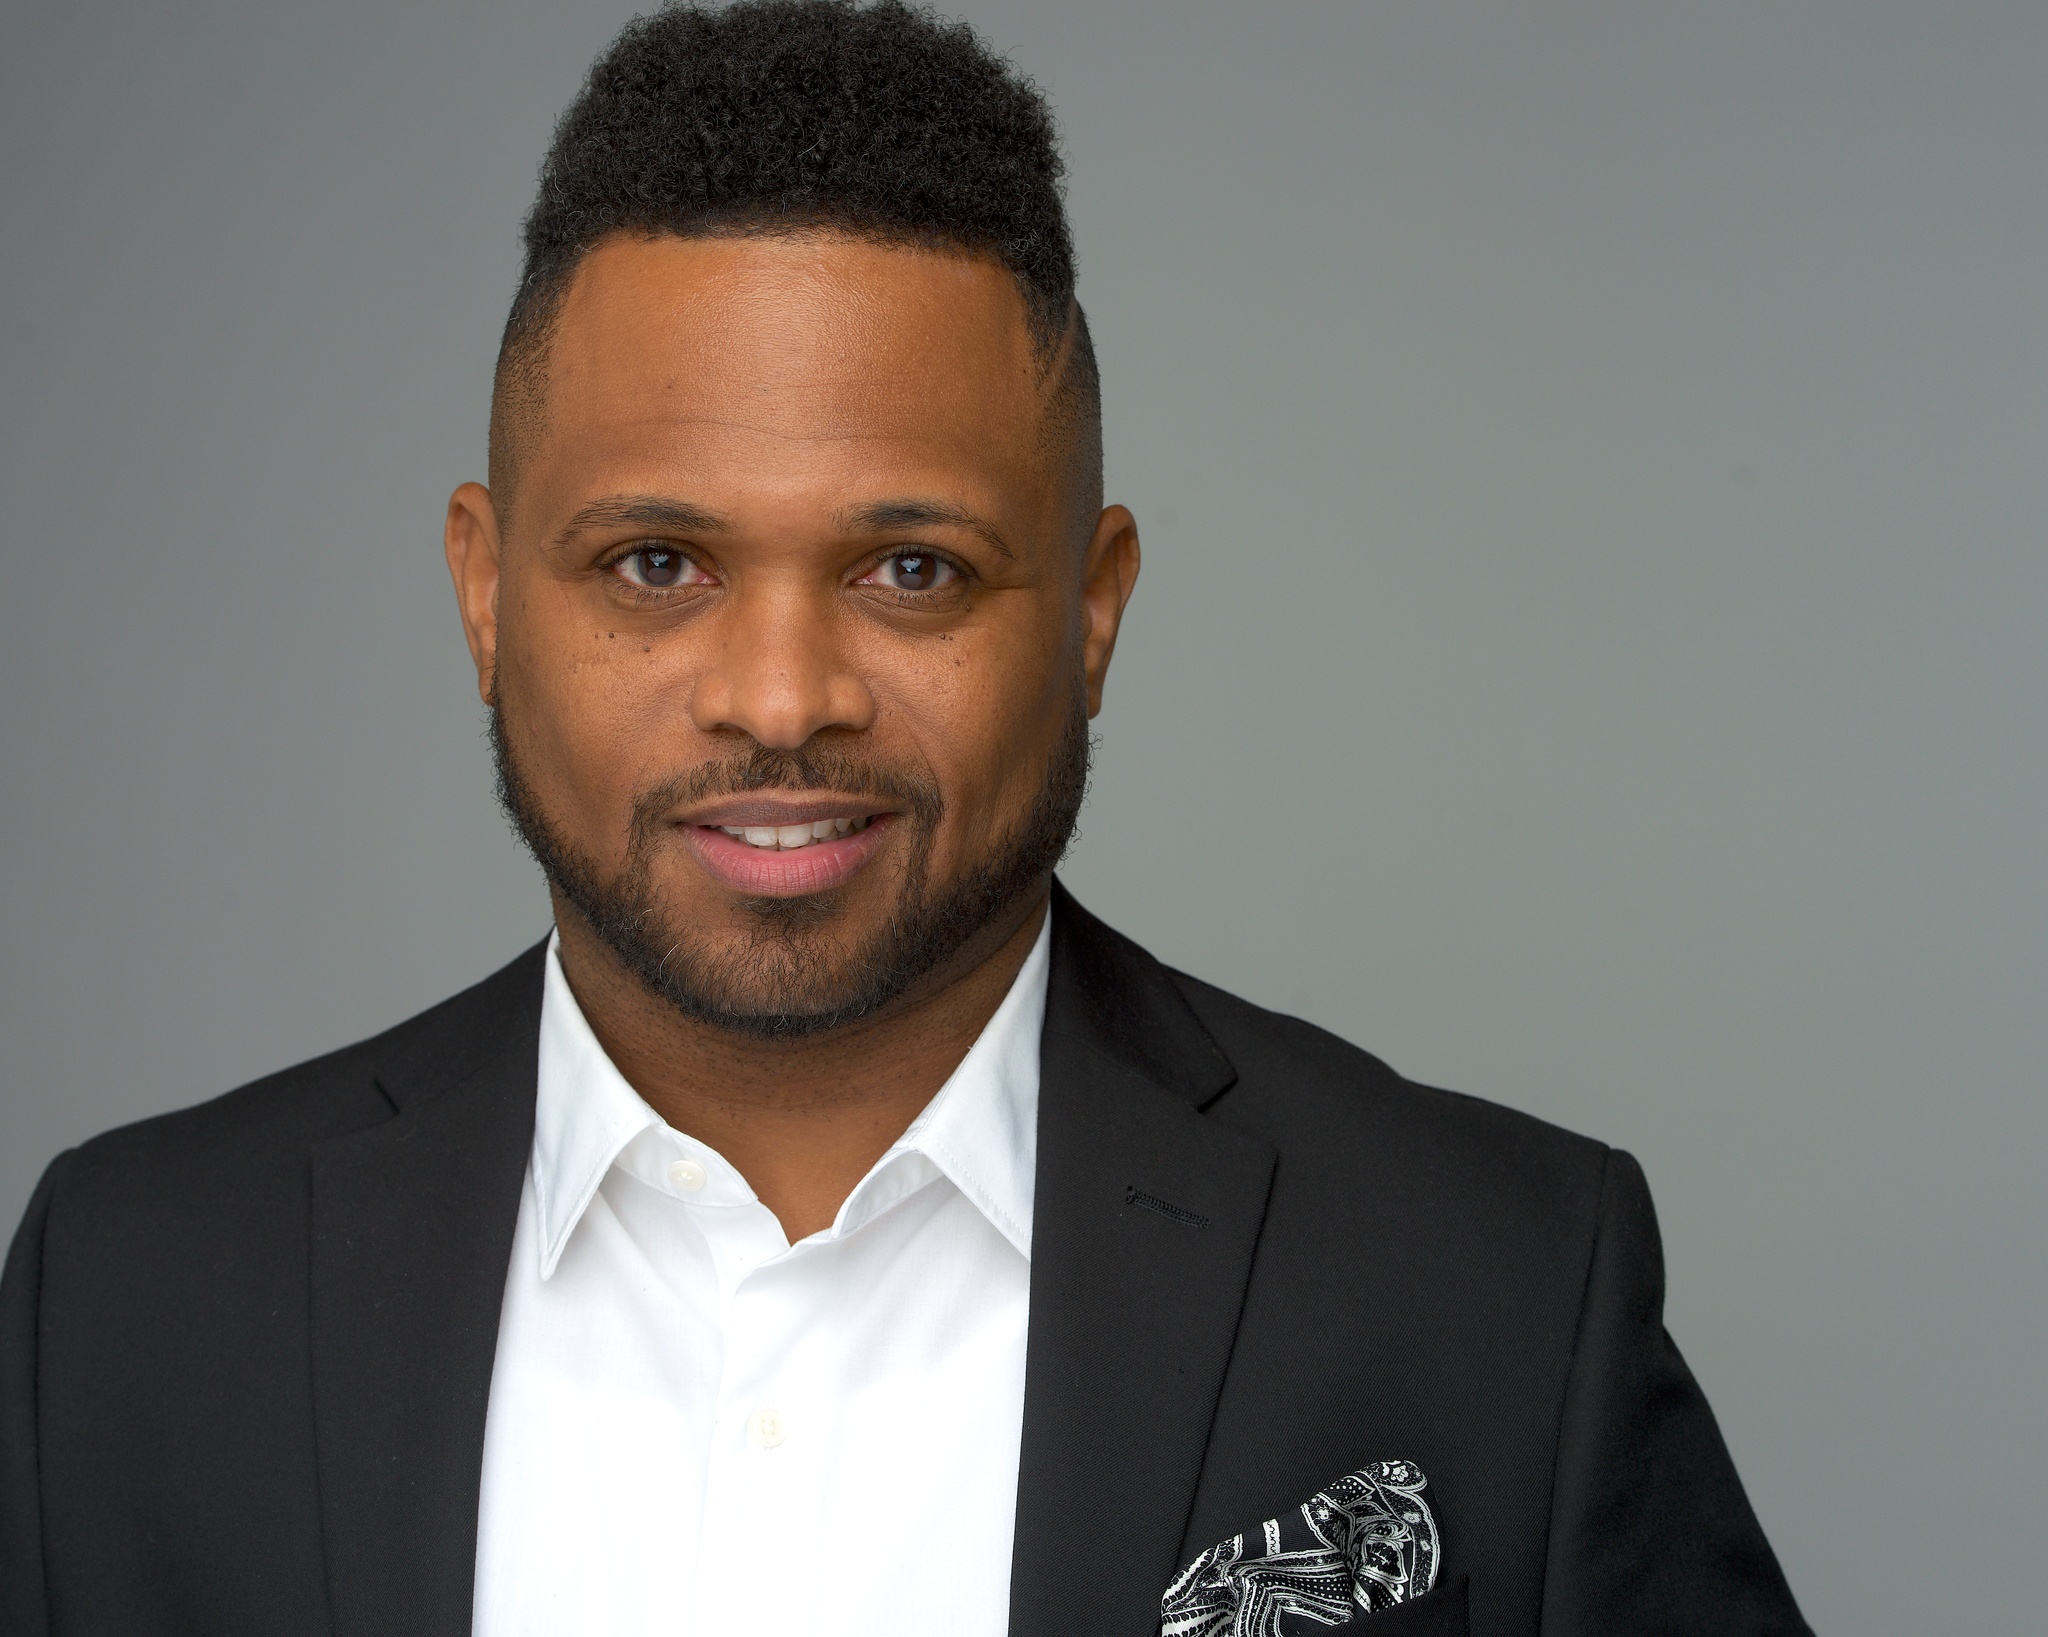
[1125,1185,1211,1228]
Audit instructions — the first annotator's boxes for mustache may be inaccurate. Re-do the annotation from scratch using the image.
[628,736,944,844]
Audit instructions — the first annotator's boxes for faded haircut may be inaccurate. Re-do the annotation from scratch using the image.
[489,0,1101,528]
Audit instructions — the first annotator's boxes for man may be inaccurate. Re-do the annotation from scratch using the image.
[0,3,1812,1634]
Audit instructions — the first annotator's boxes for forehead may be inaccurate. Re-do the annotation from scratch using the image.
[521,234,1051,526]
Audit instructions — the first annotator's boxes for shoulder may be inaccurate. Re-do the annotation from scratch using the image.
[1164,963,1613,1238]
[51,942,547,1207]
[1048,882,1613,1228]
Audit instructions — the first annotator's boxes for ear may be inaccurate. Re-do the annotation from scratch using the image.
[444,482,504,704]
[1078,504,1141,717]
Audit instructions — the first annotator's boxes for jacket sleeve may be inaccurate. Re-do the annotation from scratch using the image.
[1,1153,67,1637]
[1539,1148,1813,1637]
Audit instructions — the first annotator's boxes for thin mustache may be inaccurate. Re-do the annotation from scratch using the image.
[628,744,943,849]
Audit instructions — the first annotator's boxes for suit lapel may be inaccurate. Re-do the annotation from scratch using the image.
[1010,887,1277,1637]
[309,949,543,1637]
[302,900,1260,1636]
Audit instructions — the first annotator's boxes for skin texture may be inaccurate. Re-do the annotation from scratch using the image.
[445,234,1139,1240]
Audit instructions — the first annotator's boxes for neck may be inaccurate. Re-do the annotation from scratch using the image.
[550,888,1050,1242]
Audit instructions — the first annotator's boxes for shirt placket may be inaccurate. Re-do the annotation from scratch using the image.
[689,1200,817,1628]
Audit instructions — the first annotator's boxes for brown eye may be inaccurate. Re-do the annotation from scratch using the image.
[894,553,936,589]
[636,546,685,586]
[614,543,706,589]
[874,552,954,592]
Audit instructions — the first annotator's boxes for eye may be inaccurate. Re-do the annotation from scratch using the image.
[612,543,711,590]
[863,551,958,593]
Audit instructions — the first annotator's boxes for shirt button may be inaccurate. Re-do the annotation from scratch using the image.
[666,1159,707,1193]
[747,1407,786,1449]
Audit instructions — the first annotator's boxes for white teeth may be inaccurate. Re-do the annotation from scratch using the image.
[719,815,872,850]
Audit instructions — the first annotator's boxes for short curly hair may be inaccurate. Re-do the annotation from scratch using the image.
[489,0,1099,521]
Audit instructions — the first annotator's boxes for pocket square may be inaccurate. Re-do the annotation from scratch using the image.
[1161,1459,1441,1635]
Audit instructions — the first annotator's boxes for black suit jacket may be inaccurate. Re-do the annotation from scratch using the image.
[1,886,1809,1636]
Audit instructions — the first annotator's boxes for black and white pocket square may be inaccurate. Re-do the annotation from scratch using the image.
[1160,1459,1441,1635]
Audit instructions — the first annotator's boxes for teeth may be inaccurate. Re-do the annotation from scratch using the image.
[719,815,871,851]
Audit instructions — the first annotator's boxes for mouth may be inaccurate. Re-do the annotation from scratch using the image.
[712,813,874,852]
[679,798,895,897]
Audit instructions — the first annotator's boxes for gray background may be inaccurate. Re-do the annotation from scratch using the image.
[3,1,2042,1629]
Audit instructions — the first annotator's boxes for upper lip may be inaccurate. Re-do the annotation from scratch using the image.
[680,794,891,828]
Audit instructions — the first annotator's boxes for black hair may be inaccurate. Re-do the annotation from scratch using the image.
[491,0,1098,511]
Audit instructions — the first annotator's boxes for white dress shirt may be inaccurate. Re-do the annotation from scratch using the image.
[470,916,1049,1637]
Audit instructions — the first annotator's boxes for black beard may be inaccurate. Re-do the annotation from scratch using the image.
[490,698,1090,1040]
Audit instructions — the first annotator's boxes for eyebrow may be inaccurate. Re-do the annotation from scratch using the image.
[841,498,1016,560]
[553,495,730,544]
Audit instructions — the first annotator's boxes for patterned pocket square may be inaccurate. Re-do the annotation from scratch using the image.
[1160,1460,1441,1635]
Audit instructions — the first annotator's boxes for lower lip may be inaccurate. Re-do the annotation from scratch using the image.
[683,816,894,897]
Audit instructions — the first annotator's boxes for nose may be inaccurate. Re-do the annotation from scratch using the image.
[688,582,875,749]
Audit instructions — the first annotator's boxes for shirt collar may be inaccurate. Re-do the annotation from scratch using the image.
[530,913,1050,1279]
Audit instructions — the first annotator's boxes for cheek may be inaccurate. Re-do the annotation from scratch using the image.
[885,614,1073,846]
[496,585,696,826]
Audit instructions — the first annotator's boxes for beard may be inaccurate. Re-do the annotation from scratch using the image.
[490,694,1090,1040]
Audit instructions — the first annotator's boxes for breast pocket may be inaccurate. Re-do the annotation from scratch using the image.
[1341,1576,1469,1634]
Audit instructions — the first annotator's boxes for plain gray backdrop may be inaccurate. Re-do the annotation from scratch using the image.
[3,1,2043,1630]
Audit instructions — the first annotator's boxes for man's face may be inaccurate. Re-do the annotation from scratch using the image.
[446,234,1138,1035]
